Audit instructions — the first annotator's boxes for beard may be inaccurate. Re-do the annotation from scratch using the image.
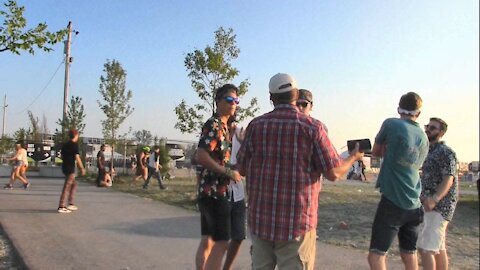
[427,132,441,143]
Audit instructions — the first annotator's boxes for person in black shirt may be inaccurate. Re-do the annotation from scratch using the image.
[58,129,85,214]
[96,144,106,187]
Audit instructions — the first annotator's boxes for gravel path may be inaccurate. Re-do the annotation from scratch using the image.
[0,229,18,269]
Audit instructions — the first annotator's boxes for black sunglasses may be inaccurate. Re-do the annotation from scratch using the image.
[424,124,439,131]
[296,101,309,108]
[224,96,240,105]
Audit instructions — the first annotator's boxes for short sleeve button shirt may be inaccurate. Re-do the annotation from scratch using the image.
[420,142,458,221]
[197,115,232,199]
[236,104,341,241]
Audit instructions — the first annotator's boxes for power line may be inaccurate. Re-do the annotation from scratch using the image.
[16,57,66,114]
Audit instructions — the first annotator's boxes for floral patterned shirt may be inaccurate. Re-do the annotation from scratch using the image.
[420,141,458,221]
[197,115,232,200]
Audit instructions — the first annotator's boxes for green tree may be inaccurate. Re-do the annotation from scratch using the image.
[13,127,29,141]
[175,27,259,134]
[159,144,171,176]
[56,96,86,142]
[27,110,40,141]
[0,0,68,55]
[97,59,134,166]
[0,135,14,157]
[133,129,153,146]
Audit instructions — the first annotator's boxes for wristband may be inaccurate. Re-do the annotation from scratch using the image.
[224,168,236,179]
[432,194,440,203]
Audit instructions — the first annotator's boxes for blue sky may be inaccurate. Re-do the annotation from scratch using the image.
[1,0,478,162]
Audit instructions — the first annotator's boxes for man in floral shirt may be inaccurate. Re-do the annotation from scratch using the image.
[417,117,458,270]
[195,84,241,270]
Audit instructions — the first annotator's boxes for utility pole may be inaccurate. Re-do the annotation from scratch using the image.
[62,21,72,135]
[1,94,7,137]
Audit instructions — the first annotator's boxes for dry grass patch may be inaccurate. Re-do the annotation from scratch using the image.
[318,181,479,270]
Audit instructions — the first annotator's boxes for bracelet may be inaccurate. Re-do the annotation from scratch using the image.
[432,194,440,203]
[224,168,236,179]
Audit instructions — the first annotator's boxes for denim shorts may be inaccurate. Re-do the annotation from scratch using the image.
[369,195,424,255]
[12,160,24,169]
[199,196,232,241]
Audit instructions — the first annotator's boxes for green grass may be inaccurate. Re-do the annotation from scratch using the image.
[86,175,199,211]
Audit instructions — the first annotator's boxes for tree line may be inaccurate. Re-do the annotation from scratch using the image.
[1,0,259,158]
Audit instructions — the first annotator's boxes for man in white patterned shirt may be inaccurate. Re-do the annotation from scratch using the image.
[417,117,458,270]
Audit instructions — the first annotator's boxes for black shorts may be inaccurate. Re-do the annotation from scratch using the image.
[230,199,247,241]
[199,197,232,241]
[369,195,424,255]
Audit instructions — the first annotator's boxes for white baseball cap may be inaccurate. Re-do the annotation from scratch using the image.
[269,73,298,94]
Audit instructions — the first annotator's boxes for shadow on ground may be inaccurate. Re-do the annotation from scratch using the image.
[104,216,199,239]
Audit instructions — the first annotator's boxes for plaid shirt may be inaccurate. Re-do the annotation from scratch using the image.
[197,115,232,200]
[237,104,341,241]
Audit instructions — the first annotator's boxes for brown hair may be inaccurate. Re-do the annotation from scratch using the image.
[215,84,239,102]
[270,89,299,105]
[399,92,422,111]
[430,117,448,132]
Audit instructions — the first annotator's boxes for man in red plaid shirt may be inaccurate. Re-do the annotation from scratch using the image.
[237,73,364,270]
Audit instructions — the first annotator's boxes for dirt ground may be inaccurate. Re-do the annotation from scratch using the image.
[317,174,479,270]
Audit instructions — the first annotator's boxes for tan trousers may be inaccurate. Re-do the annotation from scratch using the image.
[251,229,316,270]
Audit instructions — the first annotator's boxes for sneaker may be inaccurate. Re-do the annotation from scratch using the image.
[58,207,72,214]
[23,182,30,189]
[160,186,168,190]
[143,185,148,190]
[3,184,13,190]
[66,204,78,211]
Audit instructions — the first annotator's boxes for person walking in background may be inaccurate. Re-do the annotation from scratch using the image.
[143,146,167,190]
[236,73,363,270]
[194,84,241,270]
[134,146,150,182]
[417,117,458,270]
[359,160,367,181]
[4,141,30,189]
[96,144,106,187]
[368,92,429,270]
[130,154,137,172]
[57,129,86,214]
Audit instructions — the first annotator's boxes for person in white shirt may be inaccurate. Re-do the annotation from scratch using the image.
[143,146,167,190]
[4,142,30,189]
[223,118,247,270]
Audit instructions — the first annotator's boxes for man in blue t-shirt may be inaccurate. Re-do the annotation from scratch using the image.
[368,92,429,270]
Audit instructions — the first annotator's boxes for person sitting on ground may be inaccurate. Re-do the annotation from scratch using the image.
[99,167,115,187]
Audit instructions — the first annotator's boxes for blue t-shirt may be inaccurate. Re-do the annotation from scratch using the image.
[375,118,429,210]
